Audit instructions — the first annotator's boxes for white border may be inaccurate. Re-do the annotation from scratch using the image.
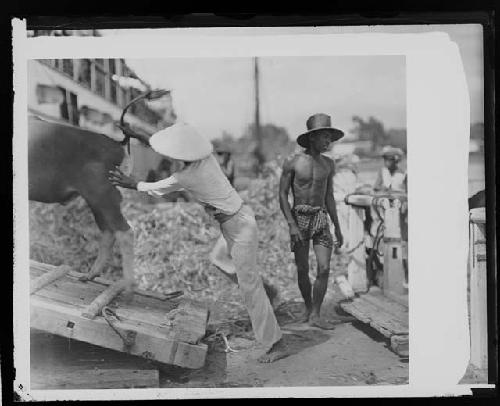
[13,20,486,399]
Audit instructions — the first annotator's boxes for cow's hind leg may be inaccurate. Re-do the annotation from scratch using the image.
[79,229,115,281]
[77,166,135,299]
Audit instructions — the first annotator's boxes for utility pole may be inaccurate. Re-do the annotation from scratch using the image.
[253,56,265,171]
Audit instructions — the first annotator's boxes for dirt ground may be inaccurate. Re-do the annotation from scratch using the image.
[160,290,409,388]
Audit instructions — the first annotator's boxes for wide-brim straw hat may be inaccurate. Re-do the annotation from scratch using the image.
[297,113,344,148]
[381,146,404,160]
[149,122,213,161]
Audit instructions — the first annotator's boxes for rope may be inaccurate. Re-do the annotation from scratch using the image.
[102,306,136,351]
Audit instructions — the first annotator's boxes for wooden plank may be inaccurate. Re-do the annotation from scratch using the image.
[390,335,409,357]
[30,265,71,294]
[34,276,107,308]
[345,194,374,207]
[384,291,409,307]
[31,368,159,389]
[114,302,208,344]
[31,270,206,342]
[81,280,128,319]
[360,288,408,317]
[30,260,176,302]
[340,297,408,338]
[31,297,208,369]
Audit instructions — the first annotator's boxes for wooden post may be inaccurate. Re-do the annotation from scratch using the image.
[469,208,487,370]
[30,265,71,295]
[382,198,406,297]
[347,206,368,292]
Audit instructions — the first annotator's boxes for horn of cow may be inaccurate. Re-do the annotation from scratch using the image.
[119,90,153,153]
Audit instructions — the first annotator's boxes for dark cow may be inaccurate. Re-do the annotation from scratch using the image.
[28,115,136,292]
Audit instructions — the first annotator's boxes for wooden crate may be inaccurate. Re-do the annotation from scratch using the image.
[30,260,209,369]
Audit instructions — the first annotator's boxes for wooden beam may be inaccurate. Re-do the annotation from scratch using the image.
[32,368,159,390]
[390,335,409,358]
[81,280,128,319]
[31,297,208,369]
[347,206,368,292]
[345,194,374,207]
[30,265,71,295]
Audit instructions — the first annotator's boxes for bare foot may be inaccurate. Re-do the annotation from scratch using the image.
[308,315,338,330]
[257,338,291,363]
[294,309,311,323]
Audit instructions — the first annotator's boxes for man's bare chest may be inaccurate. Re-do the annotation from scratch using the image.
[293,156,330,185]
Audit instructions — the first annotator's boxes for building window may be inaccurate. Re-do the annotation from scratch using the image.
[78,59,92,88]
[36,84,65,105]
[57,86,79,126]
[62,59,74,77]
[95,64,106,98]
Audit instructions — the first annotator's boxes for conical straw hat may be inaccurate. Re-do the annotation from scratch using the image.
[149,122,213,161]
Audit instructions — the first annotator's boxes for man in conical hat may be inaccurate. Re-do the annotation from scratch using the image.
[109,122,289,363]
[279,113,345,329]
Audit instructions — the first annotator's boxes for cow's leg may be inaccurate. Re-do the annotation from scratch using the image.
[115,227,135,300]
[77,163,135,298]
[79,230,115,281]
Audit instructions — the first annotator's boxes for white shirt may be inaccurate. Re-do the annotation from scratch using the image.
[375,167,407,192]
[137,154,243,216]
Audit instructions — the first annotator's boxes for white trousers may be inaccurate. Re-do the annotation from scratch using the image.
[220,205,283,350]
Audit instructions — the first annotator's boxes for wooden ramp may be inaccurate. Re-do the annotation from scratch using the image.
[339,287,409,357]
[30,260,209,369]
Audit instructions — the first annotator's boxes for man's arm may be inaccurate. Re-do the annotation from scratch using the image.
[325,159,343,247]
[279,156,304,245]
[109,168,183,196]
[279,156,297,227]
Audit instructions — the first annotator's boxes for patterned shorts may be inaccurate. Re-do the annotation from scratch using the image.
[291,206,333,252]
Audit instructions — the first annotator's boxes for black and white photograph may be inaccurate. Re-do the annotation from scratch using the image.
[11,20,494,399]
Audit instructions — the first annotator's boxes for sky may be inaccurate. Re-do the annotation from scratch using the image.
[101,24,483,141]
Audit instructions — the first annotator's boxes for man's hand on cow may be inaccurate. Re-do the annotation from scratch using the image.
[109,167,139,190]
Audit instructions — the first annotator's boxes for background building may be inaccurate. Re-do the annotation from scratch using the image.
[27,30,176,179]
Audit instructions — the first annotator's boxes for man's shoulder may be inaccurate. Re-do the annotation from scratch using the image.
[282,152,303,168]
[320,154,335,170]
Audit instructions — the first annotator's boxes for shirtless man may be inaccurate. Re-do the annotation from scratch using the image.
[279,113,344,329]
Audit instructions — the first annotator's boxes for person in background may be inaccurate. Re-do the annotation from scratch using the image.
[372,146,408,288]
[373,146,407,193]
[213,142,236,186]
[110,122,289,363]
